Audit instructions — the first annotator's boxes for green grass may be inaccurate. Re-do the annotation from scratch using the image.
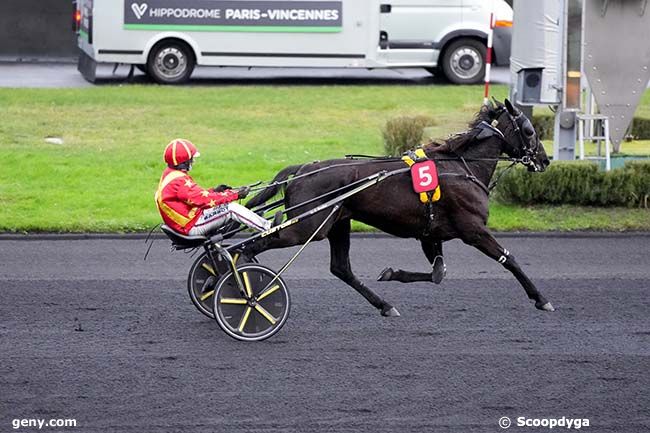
[488,204,650,231]
[0,84,648,233]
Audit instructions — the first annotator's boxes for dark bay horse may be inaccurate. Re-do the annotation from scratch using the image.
[245,99,554,316]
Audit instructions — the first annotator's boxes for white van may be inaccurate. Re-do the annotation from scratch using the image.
[74,0,512,84]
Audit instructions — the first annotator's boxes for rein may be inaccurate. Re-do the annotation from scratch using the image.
[249,154,526,193]
[249,110,538,195]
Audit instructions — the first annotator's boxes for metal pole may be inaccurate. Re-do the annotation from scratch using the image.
[553,0,577,161]
[483,6,495,105]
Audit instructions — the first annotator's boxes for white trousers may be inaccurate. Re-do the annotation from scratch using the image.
[189,202,271,236]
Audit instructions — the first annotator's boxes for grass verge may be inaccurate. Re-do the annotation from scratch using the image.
[0,84,648,233]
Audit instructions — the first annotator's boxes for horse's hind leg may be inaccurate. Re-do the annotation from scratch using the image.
[377,240,446,284]
[464,229,555,312]
[328,219,400,317]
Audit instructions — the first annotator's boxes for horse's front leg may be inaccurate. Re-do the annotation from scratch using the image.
[377,240,446,284]
[463,229,555,311]
[328,219,400,317]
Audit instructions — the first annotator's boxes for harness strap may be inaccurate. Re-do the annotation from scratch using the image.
[457,156,491,196]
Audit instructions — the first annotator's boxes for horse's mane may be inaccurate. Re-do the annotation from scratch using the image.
[423,104,497,156]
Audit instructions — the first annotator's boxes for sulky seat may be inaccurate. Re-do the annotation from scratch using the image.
[160,224,207,248]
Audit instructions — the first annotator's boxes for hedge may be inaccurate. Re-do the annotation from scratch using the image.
[493,160,650,207]
[382,115,436,156]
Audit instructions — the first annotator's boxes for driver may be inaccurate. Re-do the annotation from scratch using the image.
[155,138,278,236]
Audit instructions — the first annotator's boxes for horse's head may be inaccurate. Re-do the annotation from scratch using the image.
[492,99,550,172]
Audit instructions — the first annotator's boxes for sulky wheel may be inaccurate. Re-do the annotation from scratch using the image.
[213,264,290,342]
[187,251,256,319]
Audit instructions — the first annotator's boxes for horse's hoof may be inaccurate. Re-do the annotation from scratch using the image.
[377,267,394,282]
[381,306,401,317]
[432,256,446,285]
[536,301,555,312]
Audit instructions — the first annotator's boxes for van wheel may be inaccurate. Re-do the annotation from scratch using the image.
[135,64,147,74]
[147,41,195,84]
[441,38,486,85]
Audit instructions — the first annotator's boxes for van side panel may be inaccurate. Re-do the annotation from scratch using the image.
[90,0,376,68]
[382,0,461,46]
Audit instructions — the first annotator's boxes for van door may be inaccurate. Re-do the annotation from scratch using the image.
[378,0,462,65]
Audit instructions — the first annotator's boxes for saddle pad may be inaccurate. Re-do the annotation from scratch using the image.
[411,160,439,193]
[402,148,441,203]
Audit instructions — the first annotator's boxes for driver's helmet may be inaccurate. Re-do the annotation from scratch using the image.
[164,138,200,167]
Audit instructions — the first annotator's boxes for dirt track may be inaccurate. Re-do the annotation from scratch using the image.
[1,234,648,432]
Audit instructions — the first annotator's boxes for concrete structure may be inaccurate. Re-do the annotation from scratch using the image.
[510,0,650,160]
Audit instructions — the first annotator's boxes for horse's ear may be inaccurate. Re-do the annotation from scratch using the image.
[504,98,517,115]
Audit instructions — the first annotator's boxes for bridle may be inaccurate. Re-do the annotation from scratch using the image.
[494,107,541,170]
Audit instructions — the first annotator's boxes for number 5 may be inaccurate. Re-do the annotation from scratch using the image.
[418,165,433,187]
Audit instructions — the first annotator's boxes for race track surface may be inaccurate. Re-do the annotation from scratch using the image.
[1,234,648,432]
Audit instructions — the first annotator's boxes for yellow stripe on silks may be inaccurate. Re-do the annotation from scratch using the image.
[200,290,215,301]
[257,285,280,302]
[179,140,191,162]
[155,170,198,227]
[414,148,427,159]
[242,272,253,298]
[220,297,247,305]
[155,170,187,203]
[201,263,216,275]
[172,142,178,166]
[254,304,277,325]
[238,306,252,332]
[158,201,193,226]
[233,253,240,263]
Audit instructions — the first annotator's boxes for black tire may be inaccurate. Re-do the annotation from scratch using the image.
[147,40,195,84]
[135,64,147,74]
[187,251,256,319]
[213,264,291,342]
[441,38,486,85]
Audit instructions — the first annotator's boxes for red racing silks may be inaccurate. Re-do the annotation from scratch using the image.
[155,168,239,234]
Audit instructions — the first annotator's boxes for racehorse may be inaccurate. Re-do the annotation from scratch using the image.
[244,99,554,317]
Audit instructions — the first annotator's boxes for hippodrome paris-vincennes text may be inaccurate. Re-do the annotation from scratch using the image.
[147,8,340,21]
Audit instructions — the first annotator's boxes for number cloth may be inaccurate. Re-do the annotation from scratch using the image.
[402,148,441,203]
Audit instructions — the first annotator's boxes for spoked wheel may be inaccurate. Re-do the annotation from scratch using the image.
[187,251,256,319]
[213,264,290,342]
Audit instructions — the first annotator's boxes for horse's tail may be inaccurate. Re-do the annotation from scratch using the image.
[246,164,304,209]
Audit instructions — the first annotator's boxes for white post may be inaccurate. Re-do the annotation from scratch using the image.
[483,4,495,105]
[604,118,611,171]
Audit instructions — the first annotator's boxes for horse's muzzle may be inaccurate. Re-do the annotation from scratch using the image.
[528,157,550,172]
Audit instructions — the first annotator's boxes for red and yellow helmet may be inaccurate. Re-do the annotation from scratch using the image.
[164,138,200,167]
